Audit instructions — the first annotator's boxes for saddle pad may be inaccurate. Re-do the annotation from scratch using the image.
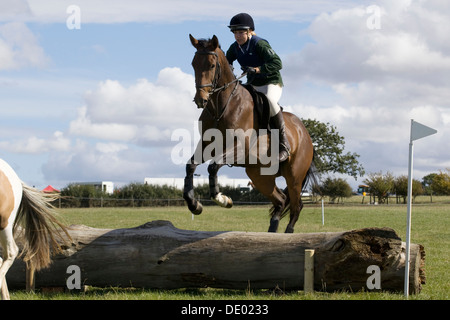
[242,84,271,130]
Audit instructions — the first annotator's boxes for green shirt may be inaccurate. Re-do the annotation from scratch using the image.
[226,37,284,87]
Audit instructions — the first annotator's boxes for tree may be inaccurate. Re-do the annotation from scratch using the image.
[302,119,365,180]
[394,175,423,204]
[422,173,437,202]
[364,171,394,204]
[422,173,437,194]
[320,177,353,203]
[431,169,450,195]
[116,183,182,206]
[61,183,104,207]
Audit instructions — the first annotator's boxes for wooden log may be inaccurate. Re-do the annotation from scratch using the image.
[6,221,425,293]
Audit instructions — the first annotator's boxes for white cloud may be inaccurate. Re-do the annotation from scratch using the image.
[285,1,450,85]
[281,0,450,182]
[0,131,70,154]
[69,67,197,144]
[0,0,373,24]
[0,0,31,21]
[1,66,201,186]
[364,32,450,76]
[69,106,139,141]
[284,1,450,119]
[40,67,200,184]
[0,22,48,70]
[95,142,128,154]
[42,144,148,183]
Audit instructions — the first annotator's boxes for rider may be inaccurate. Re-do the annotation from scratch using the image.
[226,13,290,163]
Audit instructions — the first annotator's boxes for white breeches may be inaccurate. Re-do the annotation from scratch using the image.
[252,84,282,117]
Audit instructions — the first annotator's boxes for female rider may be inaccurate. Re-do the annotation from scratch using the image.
[226,13,290,163]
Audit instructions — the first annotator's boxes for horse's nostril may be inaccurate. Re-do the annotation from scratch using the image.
[194,98,208,108]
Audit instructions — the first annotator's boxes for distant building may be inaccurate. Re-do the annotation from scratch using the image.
[76,181,114,194]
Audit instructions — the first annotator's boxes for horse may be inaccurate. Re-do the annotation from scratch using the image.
[0,158,70,300]
[183,34,315,233]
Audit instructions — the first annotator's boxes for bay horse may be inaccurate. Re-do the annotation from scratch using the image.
[183,34,315,233]
[0,158,69,300]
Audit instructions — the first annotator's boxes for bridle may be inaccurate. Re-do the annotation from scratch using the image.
[195,51,222,94]
[194,50,246,122]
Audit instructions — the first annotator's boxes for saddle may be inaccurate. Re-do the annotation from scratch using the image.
[242,84,271,130]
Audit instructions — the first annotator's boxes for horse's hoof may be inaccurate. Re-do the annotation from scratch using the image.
[189,201,203,215]
[285,226,294,233]
[225,197,233,208]
[193,202,203,215]
[268,219,279,233]
[212,193,233,209]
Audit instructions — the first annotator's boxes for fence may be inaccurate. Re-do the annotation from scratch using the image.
[55,194,316,208]
[54,194,448,209]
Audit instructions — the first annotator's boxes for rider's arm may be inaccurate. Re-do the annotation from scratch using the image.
[255,40,282,75]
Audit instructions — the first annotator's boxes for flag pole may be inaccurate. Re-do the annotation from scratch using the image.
[404,119,437,298]
[404,122,414,298]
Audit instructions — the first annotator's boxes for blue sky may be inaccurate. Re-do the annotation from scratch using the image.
[1,0,449,191]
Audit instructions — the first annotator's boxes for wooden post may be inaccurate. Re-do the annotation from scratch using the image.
[304,249,314,293]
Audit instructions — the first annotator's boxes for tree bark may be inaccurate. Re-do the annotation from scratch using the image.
[7,221,425,293]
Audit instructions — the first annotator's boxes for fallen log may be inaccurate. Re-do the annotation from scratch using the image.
[7,221,425,293]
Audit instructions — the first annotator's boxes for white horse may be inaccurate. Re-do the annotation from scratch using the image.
[0,158,69,300]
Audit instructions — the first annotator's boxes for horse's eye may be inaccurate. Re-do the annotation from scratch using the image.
[211,64,215,69]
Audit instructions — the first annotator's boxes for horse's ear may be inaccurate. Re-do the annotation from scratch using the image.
[189,34,199,48]
[211,35,219,50]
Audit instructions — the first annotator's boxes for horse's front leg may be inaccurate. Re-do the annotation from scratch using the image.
[183,159,203,215]
[208,162,233,208]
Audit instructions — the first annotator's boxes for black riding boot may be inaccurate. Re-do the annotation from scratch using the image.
[271,111,291,162]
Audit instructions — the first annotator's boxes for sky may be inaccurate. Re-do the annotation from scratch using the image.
[0,0,449,191]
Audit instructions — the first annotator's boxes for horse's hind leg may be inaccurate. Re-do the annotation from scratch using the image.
[268,186,288,232]
[208,162,233,208]
[246,168,286,232]
[0,226,19,300]
[284,178,304,233]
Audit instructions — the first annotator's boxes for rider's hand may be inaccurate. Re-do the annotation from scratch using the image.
[241,66,259,74]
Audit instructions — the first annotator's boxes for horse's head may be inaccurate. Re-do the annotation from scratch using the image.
[190,34,221,108]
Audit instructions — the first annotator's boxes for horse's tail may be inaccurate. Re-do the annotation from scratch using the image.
[13,183,70,271]
[302,151,320,194]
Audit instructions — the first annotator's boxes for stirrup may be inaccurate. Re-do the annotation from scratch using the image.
[279,149,290,162]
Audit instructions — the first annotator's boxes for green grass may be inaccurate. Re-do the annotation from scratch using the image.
[9,198,449,300]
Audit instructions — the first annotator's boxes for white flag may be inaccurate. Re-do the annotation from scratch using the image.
[410,120,437,142]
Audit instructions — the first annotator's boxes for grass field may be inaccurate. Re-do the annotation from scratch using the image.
[10,196,449,300]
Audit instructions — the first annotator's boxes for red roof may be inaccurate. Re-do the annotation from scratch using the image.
[42,185,60,193]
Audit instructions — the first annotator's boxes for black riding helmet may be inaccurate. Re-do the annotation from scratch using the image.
[228,13,255,32]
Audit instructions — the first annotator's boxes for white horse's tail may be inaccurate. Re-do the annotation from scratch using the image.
[13,183,70,271]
